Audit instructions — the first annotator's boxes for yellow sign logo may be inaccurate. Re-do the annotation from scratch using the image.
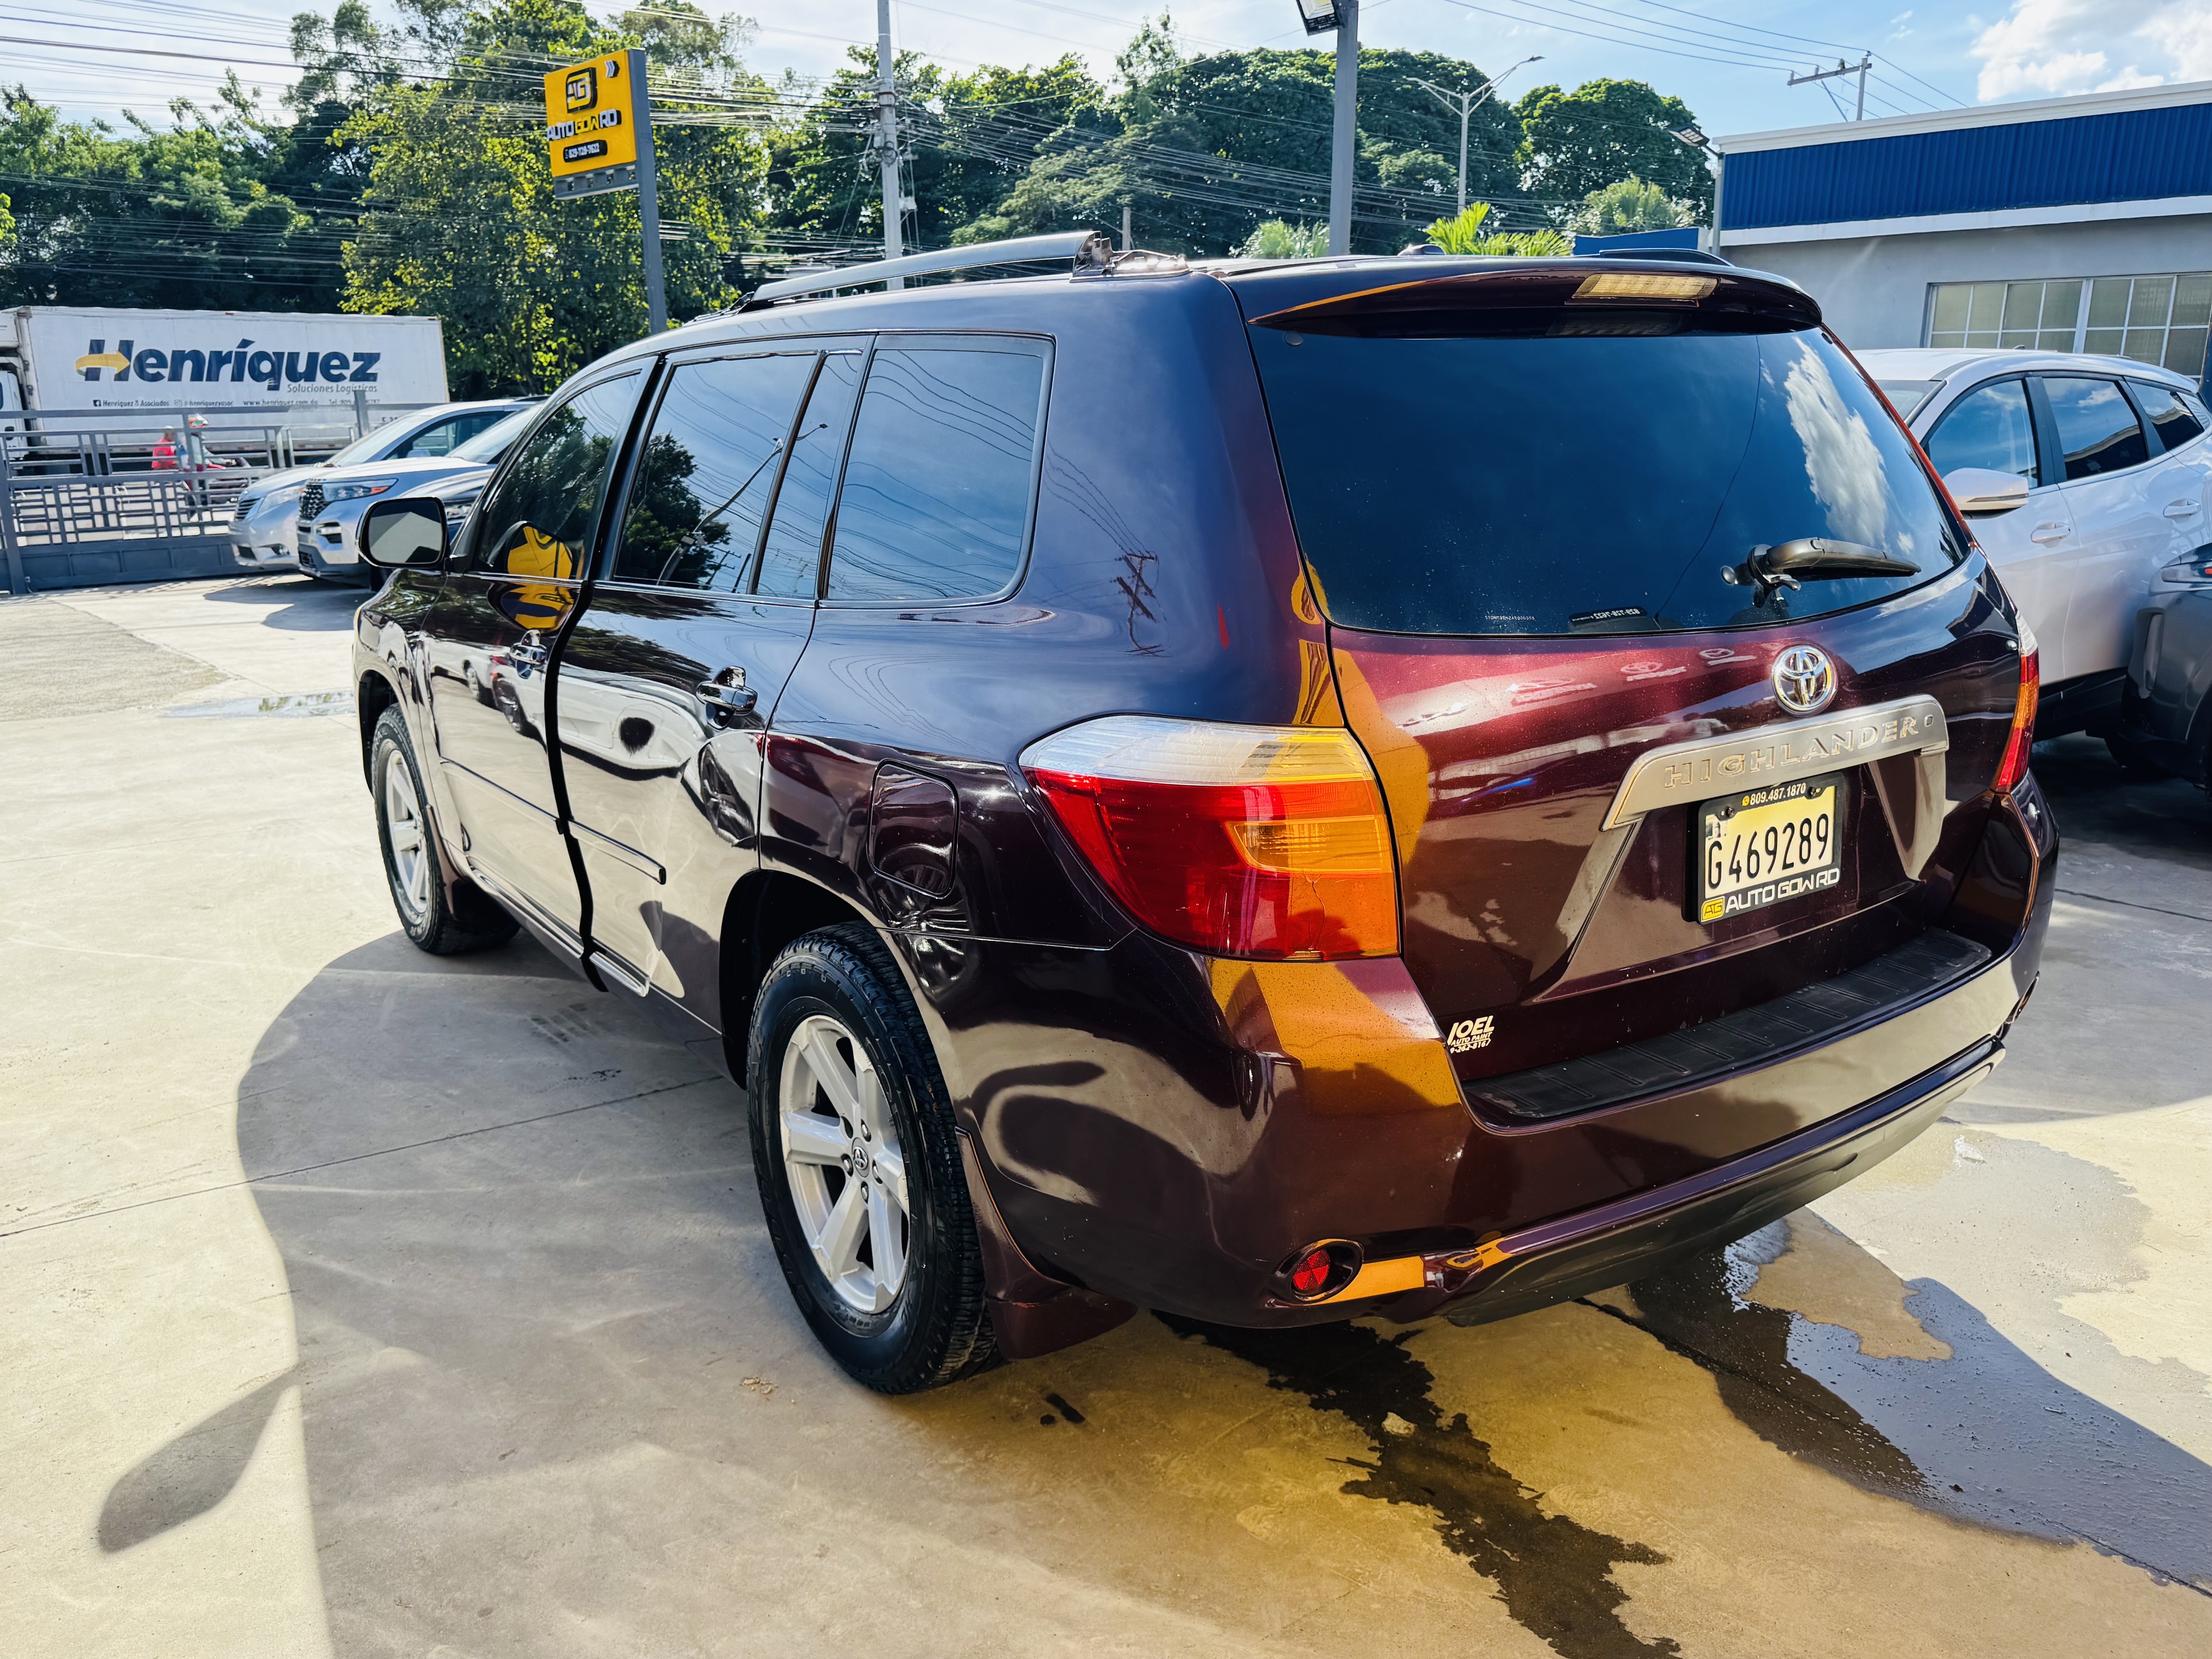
[74,350,129,374]
[543,55,636,180]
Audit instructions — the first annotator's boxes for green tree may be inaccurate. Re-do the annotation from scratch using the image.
[938,47,1535,258]
[1421,203,1567,255]
[1572,176,1693,236]
[764,48,1110,275]
[1235,219,1326,258]
[1517,79,1710,222]
[0,78,343,310]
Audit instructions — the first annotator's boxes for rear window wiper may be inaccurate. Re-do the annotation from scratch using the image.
[1723,538,1919,601]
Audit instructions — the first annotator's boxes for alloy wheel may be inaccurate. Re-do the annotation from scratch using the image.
[778,1013,911,1314]
[382,753,433,923]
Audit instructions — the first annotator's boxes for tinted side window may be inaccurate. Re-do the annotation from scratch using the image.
[468,376,641,578]
[2133,382,2207,452]
[393,410,505,459]
[613,354,817,591]
[754,352,865,599]
[825,343,1046,602]
[1927,378,2039,486]
[389,414,465,459]
[2043,377,2149,481]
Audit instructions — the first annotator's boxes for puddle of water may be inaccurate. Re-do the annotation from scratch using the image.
[1159,1314,1681,1659]
[164,691,354,719]
[1609,1225,2212,1591]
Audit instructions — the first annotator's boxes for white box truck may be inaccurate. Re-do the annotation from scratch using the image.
[0,306,449,436]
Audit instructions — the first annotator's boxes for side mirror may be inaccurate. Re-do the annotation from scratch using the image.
[360,496,448,569]
[1943,467,2032,517]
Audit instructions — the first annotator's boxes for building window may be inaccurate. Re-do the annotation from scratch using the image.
[2084,275,2210,378]
[1927,275,2212,379]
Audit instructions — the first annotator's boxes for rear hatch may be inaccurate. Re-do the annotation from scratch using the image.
[1230,260,2028,1109]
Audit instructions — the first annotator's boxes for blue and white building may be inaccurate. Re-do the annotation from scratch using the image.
[1712,81,2212,387]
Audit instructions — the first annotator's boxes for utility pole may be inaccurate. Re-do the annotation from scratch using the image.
[1328,0,1357,255]
[1789,55,1873,121]
[875,0,903,287]
[1413,56,1540,218]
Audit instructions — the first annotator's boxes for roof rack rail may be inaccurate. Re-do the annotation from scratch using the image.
[750,230,1113,306]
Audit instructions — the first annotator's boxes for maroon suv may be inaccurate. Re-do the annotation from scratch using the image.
[352,246,2052,1392]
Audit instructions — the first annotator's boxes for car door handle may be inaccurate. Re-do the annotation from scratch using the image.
[2030,522,2070,544]
[2166,499,2201,519]
[697,670,758,722]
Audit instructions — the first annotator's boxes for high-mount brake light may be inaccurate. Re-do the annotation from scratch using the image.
[1573,271,1714,302]
[1993,623,2039,794]
[1020,716,1399,960]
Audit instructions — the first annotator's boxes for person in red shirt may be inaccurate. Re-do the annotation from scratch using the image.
[150,428,179,469]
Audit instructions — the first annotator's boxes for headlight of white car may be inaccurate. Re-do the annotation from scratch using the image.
[2158,552,2212,586]
[253,483,304,510]
[442,493,480,525]
[323,478,396,503]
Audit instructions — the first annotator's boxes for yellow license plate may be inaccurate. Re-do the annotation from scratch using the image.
[1695,774,1843,923]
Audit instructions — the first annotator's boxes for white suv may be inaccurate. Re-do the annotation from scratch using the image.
[229,399,534,574]
[1862,348,2212,741]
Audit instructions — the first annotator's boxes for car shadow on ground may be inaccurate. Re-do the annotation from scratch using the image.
[180,922,2212,1655]
[194,573,368,630]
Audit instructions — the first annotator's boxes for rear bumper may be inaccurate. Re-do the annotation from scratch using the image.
[960,789,2052,1335]
[1390,1040,1996,1327]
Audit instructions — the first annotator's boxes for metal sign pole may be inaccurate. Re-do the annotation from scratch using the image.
[629,48,668,333]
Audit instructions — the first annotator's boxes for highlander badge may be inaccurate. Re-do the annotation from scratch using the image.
[1772,644,1836,714]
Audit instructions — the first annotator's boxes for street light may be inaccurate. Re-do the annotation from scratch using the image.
[1413,55,1542,218]
[1670,126,1723,253]
[1294,0,1341,33]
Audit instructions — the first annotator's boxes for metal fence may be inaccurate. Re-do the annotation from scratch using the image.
[2,399,434,593]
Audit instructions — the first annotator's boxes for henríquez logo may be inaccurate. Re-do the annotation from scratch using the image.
[73,338,383,390]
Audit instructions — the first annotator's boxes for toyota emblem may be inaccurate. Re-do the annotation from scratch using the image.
[1772,645,1836,713]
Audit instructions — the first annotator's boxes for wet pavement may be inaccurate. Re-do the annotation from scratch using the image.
[3,576,2209,1658]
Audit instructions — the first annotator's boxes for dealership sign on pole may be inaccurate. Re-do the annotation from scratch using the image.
[543,48,668,333]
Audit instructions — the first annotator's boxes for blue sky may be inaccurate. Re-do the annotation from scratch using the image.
[13,0,2211,137]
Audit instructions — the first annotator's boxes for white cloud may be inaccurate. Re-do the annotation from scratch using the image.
[1970,0,2212,101]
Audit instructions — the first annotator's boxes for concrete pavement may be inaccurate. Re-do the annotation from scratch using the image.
[3,574,2208,1659]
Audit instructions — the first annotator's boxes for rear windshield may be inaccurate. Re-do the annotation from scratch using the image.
[1249,318,1964,636]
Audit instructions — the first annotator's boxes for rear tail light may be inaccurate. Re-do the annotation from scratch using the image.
[1993,623,2039,794]
[1020,716,1398,960]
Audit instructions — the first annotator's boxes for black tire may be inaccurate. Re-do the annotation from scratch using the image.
[747,924,995,1393]
[369,706,519,955]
